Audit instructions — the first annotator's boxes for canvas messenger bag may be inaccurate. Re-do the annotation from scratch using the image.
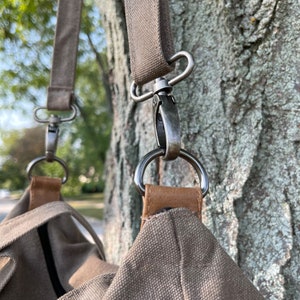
[0,0,264,298]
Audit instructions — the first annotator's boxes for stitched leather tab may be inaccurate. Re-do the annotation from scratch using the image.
[29,176,61,210]
[141,184,202,227]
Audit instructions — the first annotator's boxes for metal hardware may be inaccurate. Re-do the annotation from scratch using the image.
[26,156,69,184]
[27,104,77,181]
[134,148,209,196]
[45,124,59,162]
[130,51,195,102]
[153,77,173,95]
[168,51,194,86]
[33,104,77,163]
[153,93,181,160]
[34,104,77,124]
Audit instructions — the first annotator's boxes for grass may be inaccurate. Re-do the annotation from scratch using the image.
[65,193,104,220]
[71,207,103,220]
[65,193,104,202]
[8,191,105,220]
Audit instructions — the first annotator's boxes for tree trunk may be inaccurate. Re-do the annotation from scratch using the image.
[97,0,300,298]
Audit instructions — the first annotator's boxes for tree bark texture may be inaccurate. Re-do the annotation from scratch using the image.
[97,0,300,299]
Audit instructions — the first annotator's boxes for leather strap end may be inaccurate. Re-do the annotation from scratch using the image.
[141,184,202,228]
[29,176,62,211]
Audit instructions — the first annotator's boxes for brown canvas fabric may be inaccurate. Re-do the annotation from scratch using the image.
[60,208,264,300]
[0,184,264,299]
[0,189,116,300]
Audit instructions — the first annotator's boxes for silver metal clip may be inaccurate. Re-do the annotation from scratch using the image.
[26,120,69,183]
[33,105,77,162]
[26,105,77,183]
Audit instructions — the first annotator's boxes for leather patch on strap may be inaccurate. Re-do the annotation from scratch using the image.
[29,176,61,211]
[141,184,202,227]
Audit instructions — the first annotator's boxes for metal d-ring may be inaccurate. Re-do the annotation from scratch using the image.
[26,156,69,184]
[134,148,209,196]
[130,51,195,102]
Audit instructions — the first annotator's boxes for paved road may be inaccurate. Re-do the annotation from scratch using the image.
[0,197,15,222]
[0,197,104,242]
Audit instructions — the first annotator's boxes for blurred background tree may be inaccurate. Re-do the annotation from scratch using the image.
[0,0,112,195]
[0,126,44,190]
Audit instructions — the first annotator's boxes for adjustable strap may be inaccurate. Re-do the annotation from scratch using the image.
[47,0,83,111]
[141,184,202,227]
[124,0,175,85]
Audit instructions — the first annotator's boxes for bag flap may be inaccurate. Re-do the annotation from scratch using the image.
[104,208,264,299]
[56,208,265,299]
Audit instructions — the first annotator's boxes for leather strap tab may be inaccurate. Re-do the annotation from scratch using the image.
[124,0,175,85]
[47,0,83,111]
[29,176,61,211]
[141,184,202,227]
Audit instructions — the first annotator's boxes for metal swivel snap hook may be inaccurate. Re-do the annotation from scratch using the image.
[26,119,69,183]
[33,104,78,162]
[26,104,76,183]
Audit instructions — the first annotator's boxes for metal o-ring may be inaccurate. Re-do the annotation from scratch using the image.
[134,148,209,196]
[26,156,69,184]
